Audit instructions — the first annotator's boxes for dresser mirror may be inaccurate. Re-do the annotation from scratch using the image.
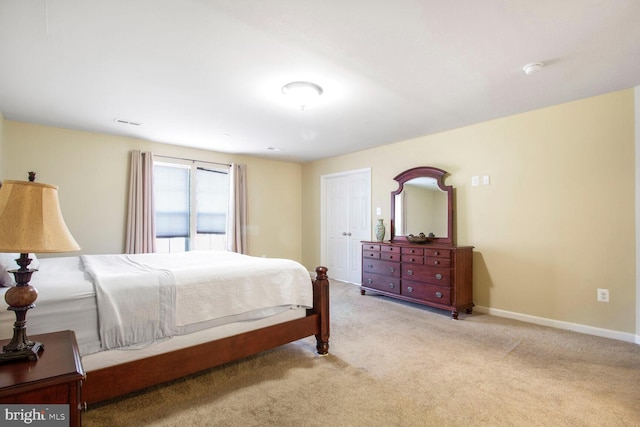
[390,166,454,244]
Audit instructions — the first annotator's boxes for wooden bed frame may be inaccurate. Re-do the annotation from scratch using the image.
[82,266,330,405]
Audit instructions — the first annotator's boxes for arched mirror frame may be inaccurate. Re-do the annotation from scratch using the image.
[390,166,454,245]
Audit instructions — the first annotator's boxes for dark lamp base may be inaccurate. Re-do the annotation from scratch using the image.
[1,253,42,364]
[0,341,44,364]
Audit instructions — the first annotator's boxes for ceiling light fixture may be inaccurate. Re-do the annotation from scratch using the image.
[281,81,323,110]
[522,62,544,75]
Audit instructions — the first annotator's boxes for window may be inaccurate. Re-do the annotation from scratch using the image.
[154,160,229,253]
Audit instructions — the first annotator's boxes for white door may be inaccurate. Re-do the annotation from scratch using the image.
[323,169,371,283]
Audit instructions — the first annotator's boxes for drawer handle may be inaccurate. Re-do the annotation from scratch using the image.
[435,273,443,280]
[434,251,440,256]
[434,260,440,265]
[367,278,373,284]
[435,291,443,298]
[407,286,413,293]
[367,264,373,269]
[407,269,413,276]
[390,267,395,273]
[389,283,395,289]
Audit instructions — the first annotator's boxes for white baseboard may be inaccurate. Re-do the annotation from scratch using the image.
[474,305,639,344]
[329,280,640,344]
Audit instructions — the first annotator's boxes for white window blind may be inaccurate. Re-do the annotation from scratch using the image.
[153,160,230,252]
[154,164,190,238]
[196,167,228,234]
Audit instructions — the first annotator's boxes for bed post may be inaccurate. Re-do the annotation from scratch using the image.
[312,266,330,354]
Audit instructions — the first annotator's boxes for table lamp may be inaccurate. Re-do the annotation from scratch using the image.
[0,172,80,363]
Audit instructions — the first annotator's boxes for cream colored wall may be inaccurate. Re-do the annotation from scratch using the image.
[302,89,636,334]
[3,121,303,261]
[635,86,640,343]
[0,112,4,180]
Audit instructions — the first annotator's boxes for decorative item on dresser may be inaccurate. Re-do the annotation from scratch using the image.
[374,218,386,241]
[361,166,474,319]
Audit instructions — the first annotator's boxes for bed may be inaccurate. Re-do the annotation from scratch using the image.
[0,251,330,405]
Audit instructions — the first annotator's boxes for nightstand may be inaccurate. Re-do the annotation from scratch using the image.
[0,330,85,427]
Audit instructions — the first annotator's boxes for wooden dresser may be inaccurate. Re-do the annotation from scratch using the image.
[361,241,473,319]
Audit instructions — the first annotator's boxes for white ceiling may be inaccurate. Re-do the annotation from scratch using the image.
[1,1,639,163]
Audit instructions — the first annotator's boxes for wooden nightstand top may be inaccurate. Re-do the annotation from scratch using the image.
[0,330,85,396]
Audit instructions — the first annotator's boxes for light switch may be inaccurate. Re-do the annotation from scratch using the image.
[482,175,490,185]
[471,176,479,186]
[376,207,381,215]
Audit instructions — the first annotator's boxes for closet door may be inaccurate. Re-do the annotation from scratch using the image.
[326,175,349,281]
[324,169,371,283]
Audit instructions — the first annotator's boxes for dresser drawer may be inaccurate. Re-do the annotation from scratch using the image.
[363,250,381,259]
[402,264,451,286]
[362,273,401,294]
[401,247,424,256]
[362,259,401,277]
[424,248,451,259]
[402,280,451,304]
[381,251,401,261]
[380,245,402,254]
[363,244,380,251]
[424,257,451,268]
[401,254,424,264]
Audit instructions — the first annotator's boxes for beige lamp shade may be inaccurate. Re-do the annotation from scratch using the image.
[0,180,80,253]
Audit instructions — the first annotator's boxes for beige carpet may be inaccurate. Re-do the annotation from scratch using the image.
[84,280,640,426]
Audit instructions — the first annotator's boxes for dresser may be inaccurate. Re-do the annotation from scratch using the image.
[361,241,473,319]
[0,330,85,427]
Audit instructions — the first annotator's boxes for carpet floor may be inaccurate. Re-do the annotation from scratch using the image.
[83,280,640,426]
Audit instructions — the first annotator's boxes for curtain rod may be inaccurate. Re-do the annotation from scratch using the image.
[154,154,231,167]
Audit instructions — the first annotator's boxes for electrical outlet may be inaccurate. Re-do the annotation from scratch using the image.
[597,288,609,302]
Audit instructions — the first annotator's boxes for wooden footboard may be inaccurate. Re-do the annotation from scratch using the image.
[82,266,330,406]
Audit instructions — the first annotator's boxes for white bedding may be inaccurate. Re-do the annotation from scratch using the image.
[0,251,313,358]
[82,254,177,350]
[0,256,102,355]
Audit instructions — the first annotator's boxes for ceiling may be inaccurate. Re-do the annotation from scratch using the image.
[1,1,639,163]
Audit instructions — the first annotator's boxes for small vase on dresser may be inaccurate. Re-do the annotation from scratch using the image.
[375,219,385,241]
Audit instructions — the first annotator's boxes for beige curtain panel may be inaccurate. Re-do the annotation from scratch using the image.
[126,150,156,254]
[226,163,247,254]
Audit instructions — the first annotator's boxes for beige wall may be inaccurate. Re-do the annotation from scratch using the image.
[0,112,4,180]
[635,86,640,340]
[302,89,636,334]
[2,121,303,262]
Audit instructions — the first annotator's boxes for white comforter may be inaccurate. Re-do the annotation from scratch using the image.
[82,251,313,350]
